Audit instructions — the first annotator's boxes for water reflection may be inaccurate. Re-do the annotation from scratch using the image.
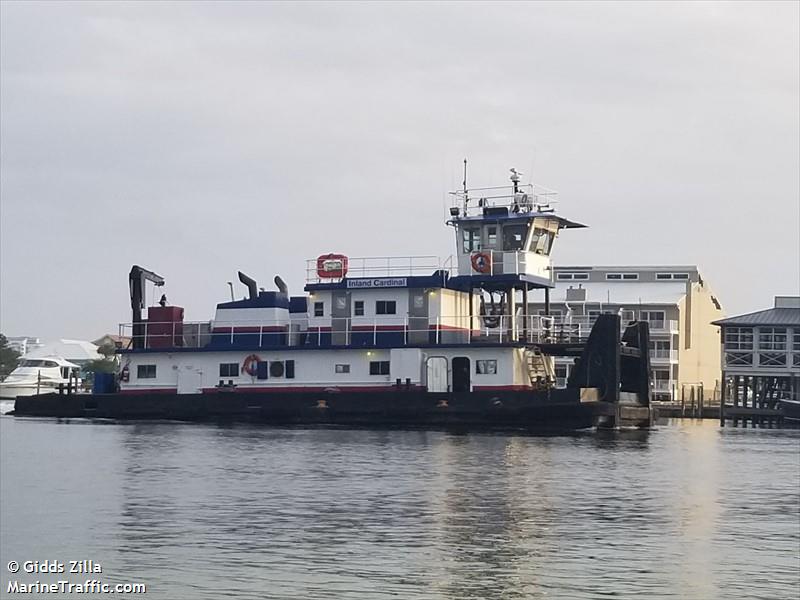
[1,418,797,600]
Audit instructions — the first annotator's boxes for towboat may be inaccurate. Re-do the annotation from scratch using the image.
[1,357,81,400]
[14,168,653,429]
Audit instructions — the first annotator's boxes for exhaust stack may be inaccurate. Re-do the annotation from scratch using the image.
[237,271,257,300]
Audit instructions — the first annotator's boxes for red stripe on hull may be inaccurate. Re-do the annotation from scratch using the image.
[201,385,426,393]
[473,385,533,391]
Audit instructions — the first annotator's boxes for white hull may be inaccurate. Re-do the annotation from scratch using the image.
[0,382,63,400]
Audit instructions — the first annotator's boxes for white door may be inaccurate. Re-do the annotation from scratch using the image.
[426,357,449,393]
[177,368,203,394]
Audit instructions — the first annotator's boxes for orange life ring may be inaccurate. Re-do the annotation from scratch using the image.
[242,354,261,377]
[471,252,492,274]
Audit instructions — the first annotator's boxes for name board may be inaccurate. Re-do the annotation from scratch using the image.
[346,278,407,289]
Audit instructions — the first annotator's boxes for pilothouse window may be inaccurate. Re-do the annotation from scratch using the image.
[529,228,554,255]
[502,224,528,251]
[462,228,481,253]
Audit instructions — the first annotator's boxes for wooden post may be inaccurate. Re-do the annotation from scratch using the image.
[720,375,727,427]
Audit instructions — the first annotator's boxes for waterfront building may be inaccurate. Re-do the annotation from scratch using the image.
[527,265,724,401]
[713,296,800,404]
[6,336,44,356]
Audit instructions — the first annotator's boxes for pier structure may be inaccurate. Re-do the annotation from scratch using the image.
[714,296,800,427]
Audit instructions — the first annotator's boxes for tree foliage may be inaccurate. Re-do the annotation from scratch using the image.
[0,334,21,380]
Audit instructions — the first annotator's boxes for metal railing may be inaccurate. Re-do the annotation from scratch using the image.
[120,314,577,349]
[650,349,679,361]
[449,182,560,218]
[305,255,455,284]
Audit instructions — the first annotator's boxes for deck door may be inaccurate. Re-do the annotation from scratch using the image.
[331,291,351,346]
[426,356,449,392]
[408,290,429,345]
[452,356,471,392]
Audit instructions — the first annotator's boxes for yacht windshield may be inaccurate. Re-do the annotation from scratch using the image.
[19,359,59,368]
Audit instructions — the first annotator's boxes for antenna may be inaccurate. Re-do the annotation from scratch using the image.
[462,158,468,193]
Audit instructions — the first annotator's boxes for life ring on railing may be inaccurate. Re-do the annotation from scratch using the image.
[471,252,492,274]
[242,354,261,377]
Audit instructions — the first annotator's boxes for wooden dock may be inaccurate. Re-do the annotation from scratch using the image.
[719,374,787,428]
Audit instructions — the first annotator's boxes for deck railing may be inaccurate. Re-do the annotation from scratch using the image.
[119,314,585,350]
[305,255,455,285]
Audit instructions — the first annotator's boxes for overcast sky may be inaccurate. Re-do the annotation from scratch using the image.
[1,1,798,340]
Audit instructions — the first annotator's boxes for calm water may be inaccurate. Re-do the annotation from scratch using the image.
[1,411,798,599]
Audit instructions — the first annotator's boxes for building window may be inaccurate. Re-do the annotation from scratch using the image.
[656,273,690,280]
[369,361,390,375]
[724,327,753,351]
[556,272,589,281]
[606,273,622,280]
[219,363,239,377]
[354,301,364,316]
[137,364,156,379]
[758,327,787,351]
[335,364,350,374]
[476,359,497,375]
[652,369,671,391]
[314,302,324,317]
[793,331,800,352]
[606,273,638,281]
[376,300,396,315]
[649,340,671,359]
[620,309,636,323]
[640,310,665,329]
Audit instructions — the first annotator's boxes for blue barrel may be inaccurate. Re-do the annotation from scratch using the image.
[93,372,117,394]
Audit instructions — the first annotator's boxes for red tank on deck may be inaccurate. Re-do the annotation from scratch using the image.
[146,305,184,348]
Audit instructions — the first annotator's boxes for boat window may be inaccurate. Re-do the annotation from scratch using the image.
[219,363,239,377]
[475,359,497,375]
[461,228,481,253]
[354,301,364,316]
[376,300,396,315]
[369,361,390,375]
[502,224,527,251]
[137,365,157,379]
[335,364,350,374]
[269,361,285,378]
[20,359,46,368]
[314,302,324,317]
[529,228,553,255]
[485,226,497,248]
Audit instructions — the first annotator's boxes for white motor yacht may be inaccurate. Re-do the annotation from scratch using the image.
[0,356,81,399]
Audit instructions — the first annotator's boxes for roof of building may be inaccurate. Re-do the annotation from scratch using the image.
[712,308,800,327]
[546,281,688,305]
[24,339,100,362]
[555,265,698,272]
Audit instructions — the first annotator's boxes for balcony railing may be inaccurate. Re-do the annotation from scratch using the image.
[650,349,678,362]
